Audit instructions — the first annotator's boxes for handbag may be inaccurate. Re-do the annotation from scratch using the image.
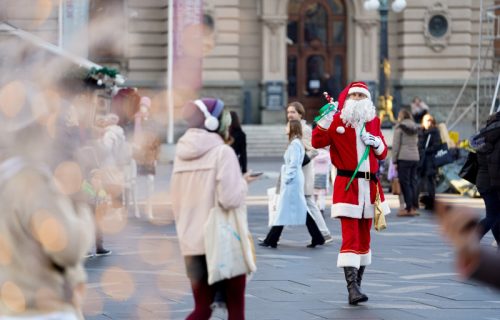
[374,185,387,231]
[433,143,454,167]
[459,151,478,184]
[204,198,257,285]
[391,178,401,195]
[302,153,311,167]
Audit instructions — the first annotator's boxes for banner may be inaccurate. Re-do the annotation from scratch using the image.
[172,0,203,90]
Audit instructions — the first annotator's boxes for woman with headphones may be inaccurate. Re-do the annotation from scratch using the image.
[171,97,257,319]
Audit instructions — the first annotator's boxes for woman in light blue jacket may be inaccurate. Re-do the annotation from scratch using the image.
[260,120,325,248]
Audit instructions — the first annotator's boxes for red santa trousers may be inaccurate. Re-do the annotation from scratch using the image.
[337,217,372,268]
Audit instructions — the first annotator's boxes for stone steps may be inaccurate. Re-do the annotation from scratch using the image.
[243,124,287,158]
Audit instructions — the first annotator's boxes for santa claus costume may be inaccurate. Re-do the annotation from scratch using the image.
[312,81,391,305]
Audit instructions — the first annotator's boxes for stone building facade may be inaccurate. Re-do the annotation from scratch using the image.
[0,0,496,138]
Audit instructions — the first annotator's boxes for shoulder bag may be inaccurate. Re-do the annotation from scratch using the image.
[433,143,454,167]
[374,185,387,231]
[204,147,257,285]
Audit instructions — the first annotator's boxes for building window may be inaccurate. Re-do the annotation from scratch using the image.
[424,3,452,52]
[428,15,448,38]
[88,0,126,64]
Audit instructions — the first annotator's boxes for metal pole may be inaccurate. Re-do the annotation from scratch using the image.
[378,0,389,99]
[490,72,500,115]
[58,0,63,47]
[477,0,484,131]
[167,0,174,144]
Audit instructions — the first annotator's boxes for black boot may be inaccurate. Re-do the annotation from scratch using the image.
[343,267,368,305]
[357,266,369,299]
[357,266,365,287]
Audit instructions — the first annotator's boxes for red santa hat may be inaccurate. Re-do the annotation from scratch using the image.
[347,82,371,100]
[336,81,371,112]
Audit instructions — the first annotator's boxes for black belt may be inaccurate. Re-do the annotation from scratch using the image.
[337,169,378,183]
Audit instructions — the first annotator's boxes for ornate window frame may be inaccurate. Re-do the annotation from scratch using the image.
[424,2,452,52]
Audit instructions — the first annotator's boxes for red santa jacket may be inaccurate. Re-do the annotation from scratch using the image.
[312,115,391,219]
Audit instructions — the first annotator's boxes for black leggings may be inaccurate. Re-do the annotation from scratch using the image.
[263,212,324,246]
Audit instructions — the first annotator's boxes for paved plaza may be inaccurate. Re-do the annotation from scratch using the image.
[83,159,500,320]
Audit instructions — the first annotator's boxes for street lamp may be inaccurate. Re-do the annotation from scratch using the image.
[364,0,407,126]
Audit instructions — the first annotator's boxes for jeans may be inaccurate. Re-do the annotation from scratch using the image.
[397,160,419,210]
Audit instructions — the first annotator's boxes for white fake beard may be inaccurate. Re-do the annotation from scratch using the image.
[340,98,376,128]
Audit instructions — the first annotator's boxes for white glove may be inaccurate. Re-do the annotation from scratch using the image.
[317,111,335,129]
[361,132,382,148]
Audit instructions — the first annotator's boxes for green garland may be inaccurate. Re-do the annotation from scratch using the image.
[88,67,119,79]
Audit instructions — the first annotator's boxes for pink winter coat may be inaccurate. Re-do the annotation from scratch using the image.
[171,128,248,256]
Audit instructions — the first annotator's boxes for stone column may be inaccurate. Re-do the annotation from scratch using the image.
[260,0,289,124]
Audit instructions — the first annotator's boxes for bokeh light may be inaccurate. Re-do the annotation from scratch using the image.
[1,281,26,313]
[0,81,27,119]
[148,191,174,226]
[96,206,128,235]
[0,236,11,266]
[33,0,54,27]
[31,209,68,252]
[53,161,83,195]
[100,267,135,301]
[138,234,175,266]
[82,287,104,316]
[137,296,170,320]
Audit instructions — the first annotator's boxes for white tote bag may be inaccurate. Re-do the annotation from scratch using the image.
[204,203,256,285]
[267,187,279,226]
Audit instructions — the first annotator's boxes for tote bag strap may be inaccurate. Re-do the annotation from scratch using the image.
[213,144,227,207]
[424,133,431,150]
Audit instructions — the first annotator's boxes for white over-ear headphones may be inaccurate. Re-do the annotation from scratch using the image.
[194,99,219,131]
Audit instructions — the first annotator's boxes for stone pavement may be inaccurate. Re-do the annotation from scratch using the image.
[82,159,500,320]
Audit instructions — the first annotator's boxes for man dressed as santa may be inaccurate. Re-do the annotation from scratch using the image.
[312,81,391,305]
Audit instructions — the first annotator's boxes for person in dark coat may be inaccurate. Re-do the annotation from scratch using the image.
[417,114,441,210]
[229,111,247,174]
[470,111,500,245]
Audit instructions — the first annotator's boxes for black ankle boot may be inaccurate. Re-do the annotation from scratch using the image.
[357,266,365,287]
[343,267,368,305]
[357,266,369,299]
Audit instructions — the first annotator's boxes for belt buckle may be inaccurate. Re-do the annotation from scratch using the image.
[364,171,370,181]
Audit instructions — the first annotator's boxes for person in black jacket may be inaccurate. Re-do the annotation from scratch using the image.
[470,111,500,245]
[229,111,247,174]
[417,114,441,210]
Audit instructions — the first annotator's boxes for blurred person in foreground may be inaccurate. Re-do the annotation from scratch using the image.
[170,98,257,320]
[470,111,500,246]
[435,200,500,290]
[228,111,247,174]
[312,81,390,305]
[392,109,420,217]
[0,81,95,319]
